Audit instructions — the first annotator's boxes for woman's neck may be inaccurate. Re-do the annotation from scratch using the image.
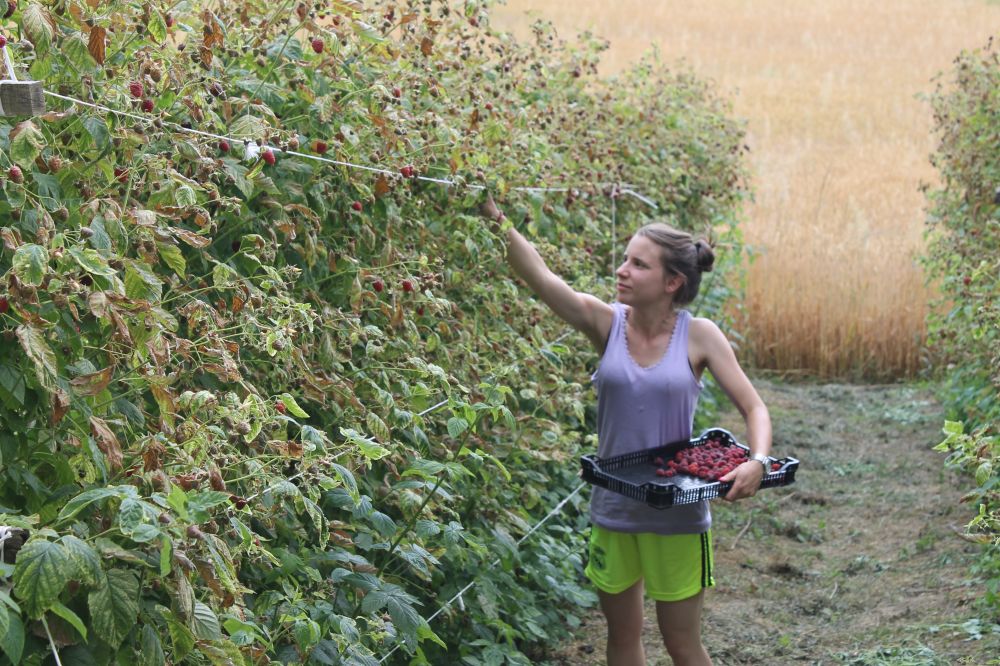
[627,303,677,338]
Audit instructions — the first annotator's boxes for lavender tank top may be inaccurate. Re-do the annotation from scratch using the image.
[590,303,709,535]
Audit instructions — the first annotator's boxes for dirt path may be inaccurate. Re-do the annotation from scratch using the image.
[550,379,998,665]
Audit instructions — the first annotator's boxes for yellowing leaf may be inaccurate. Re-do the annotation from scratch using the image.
[89,416,123,470]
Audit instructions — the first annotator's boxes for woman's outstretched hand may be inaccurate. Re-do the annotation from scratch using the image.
[480,193,505,228]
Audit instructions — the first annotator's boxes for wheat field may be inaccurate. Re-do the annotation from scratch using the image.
[491,0,1000,379]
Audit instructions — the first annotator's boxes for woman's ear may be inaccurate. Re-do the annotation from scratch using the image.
[664,272,685,295]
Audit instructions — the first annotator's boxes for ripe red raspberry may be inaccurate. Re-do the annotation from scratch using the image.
[218,140,231,153]
[402,279,414,293]
[314,140,328,154]
[129,81,143,98]
[275,401,287,414]
[372,279,384,293]
[485,102,493,111]
[400,165,414,178]
[351,201,363,212]
[7,165,23,184]
[311,37,324,54]
[0,296,9,314]
[114,167,128,183]
[392,86,402,98]
[262,148,276,165]
[140,98,154,113]
[0,35,6,48]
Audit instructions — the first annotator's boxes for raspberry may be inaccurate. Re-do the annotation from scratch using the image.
[402,279,414,293]
[129,81,143,98]
[275,401,287,414]
[7,165,23,184]
[311,37,324,54]
[392,86,402,98]
[262,148,276,165]
[372,279,384,293]
[313,140,328,154]
[140,98,154,113]
[400,165,414,178]
[0,35,6,48]
[218,140,231,153]
[351,201,363,212]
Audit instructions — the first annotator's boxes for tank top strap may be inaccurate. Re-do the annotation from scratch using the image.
[668,309,692,361]
[609,302,627,345]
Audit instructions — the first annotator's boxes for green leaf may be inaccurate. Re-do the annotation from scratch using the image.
[12,244,48,287]
[83,116,110,150]
[229,115,270,140]
[361,582,421,633]
[159,535,172,577]
[69,247,118,278]
[0,362,27,408]
[0,608,24,664]
[50,601,87,641]
[12,539,70,618]
[58,486,134,522]
[174,184,197,208]
[341,428,389,460]
[147,11,167,43]
[159,607,195,661]
[118,497,145,533]
[447,417,469,439]
[139,624,166,666]
[278,392,309,418]
[124,261,163,302]
[191,601,221,640]
[9,122,46,171]
[22,3,55,50]
[59,535,102,586]
[156,242,186,277]
[0,606,7,645]
[186,490,232,522]
[88,569,139,648]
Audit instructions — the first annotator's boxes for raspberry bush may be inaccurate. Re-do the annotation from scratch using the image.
[924,36,1000,617]
[0,0,747,663]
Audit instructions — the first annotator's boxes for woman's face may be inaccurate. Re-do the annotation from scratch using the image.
[615,235,677,305]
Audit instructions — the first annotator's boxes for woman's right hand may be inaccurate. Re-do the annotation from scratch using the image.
[480,193,504,223]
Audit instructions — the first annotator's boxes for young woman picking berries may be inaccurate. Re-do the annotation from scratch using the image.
[482,195,771,666]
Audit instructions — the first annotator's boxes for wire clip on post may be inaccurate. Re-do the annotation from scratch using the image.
[0,36,45,117]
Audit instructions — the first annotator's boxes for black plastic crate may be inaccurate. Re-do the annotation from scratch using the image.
[580,427,799,509]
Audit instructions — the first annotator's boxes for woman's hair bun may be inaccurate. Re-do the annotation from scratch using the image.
[694,239,715,273]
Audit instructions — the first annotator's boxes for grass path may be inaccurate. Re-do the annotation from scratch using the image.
[549,380,998,665]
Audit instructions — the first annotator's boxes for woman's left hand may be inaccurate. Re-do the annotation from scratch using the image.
[719,461,765,501]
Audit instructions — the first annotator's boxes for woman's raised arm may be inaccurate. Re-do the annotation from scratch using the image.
[483,195,613,352]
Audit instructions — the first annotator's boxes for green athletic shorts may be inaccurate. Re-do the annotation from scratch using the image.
[584,525,715,602]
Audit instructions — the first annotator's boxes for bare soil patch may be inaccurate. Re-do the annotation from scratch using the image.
[547,379,999,665]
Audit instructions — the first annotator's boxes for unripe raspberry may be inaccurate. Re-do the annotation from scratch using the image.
[7,165,23,184]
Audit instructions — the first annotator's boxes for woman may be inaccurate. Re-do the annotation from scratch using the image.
[482,195,771,666]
